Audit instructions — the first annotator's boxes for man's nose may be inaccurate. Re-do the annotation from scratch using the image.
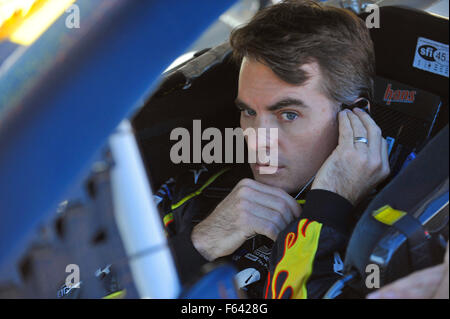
[246,116,279,152]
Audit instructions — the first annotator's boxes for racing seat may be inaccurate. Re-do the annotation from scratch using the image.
[132,43,239,190]
[323,6,449,298]
[361,6,448,177]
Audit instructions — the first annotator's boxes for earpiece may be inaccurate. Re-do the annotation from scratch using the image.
[341,98,370,114]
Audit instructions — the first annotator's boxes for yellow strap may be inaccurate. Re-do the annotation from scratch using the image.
[296,199,306,205]
[102,289,126,299]
[170,167,230,210]
[372,205,406,226]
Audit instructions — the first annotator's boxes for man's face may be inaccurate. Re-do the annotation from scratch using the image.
[237,57,340,194]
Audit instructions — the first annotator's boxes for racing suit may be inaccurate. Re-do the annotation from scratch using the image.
[154,164,355,299]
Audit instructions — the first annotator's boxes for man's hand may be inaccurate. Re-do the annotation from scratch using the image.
[191,178,301,261]
[312,108,390,205]
[367,244,449,299]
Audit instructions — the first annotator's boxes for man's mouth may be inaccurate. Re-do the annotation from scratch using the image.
[252,162,285,173]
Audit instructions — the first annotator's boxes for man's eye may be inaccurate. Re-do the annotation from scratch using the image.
[243,109,257,117]
[281,112,298,121]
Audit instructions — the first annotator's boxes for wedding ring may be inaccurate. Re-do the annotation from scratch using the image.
[354,137,368,145]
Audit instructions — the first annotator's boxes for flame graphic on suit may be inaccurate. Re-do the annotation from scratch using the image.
[265,218,322,299]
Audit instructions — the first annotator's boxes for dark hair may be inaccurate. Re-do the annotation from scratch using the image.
[230,0,375,105]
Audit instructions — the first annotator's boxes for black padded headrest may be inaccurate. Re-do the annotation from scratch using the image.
[370,75,442,176]
[360,6,449,135]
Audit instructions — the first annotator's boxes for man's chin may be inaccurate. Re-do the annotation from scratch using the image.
[253,163,284,175]
[250,164,294,192]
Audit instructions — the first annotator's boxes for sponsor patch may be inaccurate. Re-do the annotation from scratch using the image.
[383,83,416,105]
[412,37,449,78]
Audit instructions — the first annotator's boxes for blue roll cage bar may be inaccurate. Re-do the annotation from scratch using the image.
[0,0,236,267]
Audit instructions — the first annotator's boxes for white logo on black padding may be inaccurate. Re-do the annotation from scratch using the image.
[413,37,449,78]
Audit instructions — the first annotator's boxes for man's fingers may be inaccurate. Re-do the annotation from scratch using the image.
[248,213,282,241]
[380,138,390,177]
[338,110,354,148]
[353,107,378,129]
[250,193,297,225]
[247,202,288,231]
[354,108,382,156]
[238,178,301,220]
[347,110,368,151]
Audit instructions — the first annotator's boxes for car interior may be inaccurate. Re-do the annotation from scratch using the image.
[0,4,447,299]
[132,5,449,297]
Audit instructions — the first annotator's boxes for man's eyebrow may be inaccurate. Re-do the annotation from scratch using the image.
[267,98,309,111]
[235,98,252,110]
[234,97,309,111]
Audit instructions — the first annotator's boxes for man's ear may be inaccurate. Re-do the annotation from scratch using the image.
[349,97,370,114]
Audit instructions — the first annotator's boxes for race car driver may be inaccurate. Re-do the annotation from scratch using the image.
[154,0,390,298]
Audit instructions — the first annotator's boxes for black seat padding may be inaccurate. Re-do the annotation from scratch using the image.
[360,6,449,136]
[132,45,240,189]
